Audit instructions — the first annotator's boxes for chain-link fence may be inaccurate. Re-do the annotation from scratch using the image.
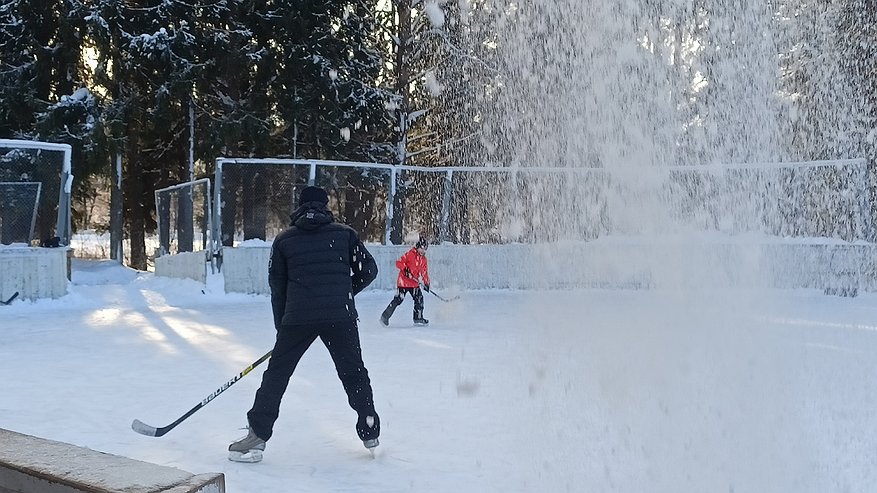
[0,140,72,247]
[0,182,41,245]
[661,161,874,241]
[154,178,214,258]
[213,157,873,249]
[212,158,617,246]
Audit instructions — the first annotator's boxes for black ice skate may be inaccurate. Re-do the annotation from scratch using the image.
[363,437,379,458]
[361,415,379,457]
[380,303,397,327]
[413,317,429,326]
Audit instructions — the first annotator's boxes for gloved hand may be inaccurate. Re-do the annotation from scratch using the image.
[404,267,413,279]
[424,283,430,293]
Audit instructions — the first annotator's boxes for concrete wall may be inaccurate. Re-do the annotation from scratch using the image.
[221,247,272,294]
[221,245,415,294]
[155,251,208,284]
[0,428,224,493]
[0,247,68,301]
[219,241,877,294]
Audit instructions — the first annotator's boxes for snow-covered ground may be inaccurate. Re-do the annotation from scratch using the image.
[2,259,877,492]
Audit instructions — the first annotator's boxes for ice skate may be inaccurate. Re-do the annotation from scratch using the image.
[228,427,266,463]
[360,415,380,457]
[363,437,379,457]
[413,317,429,326]
[380,301,399,327]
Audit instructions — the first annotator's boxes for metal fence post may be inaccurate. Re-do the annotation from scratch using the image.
[213,158,224,270]
[439,170,453,243]
[385,166,397,245]
[860,160,874,242]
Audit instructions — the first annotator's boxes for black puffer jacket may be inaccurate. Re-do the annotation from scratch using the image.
[268,202,378,327]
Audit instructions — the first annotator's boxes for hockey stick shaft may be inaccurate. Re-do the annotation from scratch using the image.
[402,273,457,302]
[132,349,272,437]
[1,292,19,305]
[427,289,458,302]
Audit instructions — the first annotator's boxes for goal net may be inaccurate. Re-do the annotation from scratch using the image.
[154,178,214,257]
[0,139,73,246]
[0,182,41,245]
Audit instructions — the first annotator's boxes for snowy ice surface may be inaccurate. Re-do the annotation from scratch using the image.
[2,259,876,492]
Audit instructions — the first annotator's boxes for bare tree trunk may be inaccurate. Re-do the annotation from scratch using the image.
[177,96,196,252]
[110,153,124,262]
[221,171,240,246]
[126,140,148,270]
[390,0,412,244]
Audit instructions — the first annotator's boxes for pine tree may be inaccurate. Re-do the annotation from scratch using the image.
[262,1,392,238]
[836,0,877,162]
[835,0,877,241]
[375,0,496,242]
[0,0,52,137]
[265,0,390,161]
[0,0,105,240]
[193,1,273,159]
[86,1,199,268]
[0,0,92,140]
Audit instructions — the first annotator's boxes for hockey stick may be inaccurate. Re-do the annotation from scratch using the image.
[401,271,459,303]
[131,350,272,437]
[1,292,19,305]
[427,289,459,303]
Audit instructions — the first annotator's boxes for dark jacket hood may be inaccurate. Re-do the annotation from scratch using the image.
[290,202,334,230]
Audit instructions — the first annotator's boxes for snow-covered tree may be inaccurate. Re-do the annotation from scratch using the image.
[84,1,201,268]
[261,1,391,162]
[375,0,496,242]
[0,0,108,240]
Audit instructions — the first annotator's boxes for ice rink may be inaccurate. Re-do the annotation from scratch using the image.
[2,259,876,492]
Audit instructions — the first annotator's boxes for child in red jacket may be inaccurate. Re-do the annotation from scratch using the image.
[380,237,431,326]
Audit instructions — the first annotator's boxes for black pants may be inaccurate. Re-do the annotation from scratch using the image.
[382,287,424,321]
[247,320,379,441]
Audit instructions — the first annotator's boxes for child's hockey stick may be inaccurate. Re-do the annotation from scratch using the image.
[426,289,459,302]
[1,292,19,305]
[403,272,459,303]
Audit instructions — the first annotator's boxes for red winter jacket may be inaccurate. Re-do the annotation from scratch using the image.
[396,248,430,288]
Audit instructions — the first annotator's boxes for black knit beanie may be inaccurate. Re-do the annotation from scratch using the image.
[298,186,329,206]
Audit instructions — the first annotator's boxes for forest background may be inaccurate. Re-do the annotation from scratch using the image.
[1,1,875,268]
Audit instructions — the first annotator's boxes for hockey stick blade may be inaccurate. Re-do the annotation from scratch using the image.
[428,290,459,303]
[412,279,459,303]
[131,349,272,438]
[131,419,162,437]
[1,292,19,305]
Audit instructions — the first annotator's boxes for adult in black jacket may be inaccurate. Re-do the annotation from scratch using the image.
[229,186,380,463]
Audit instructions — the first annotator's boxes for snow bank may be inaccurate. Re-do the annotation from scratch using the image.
[0,428,223,493]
